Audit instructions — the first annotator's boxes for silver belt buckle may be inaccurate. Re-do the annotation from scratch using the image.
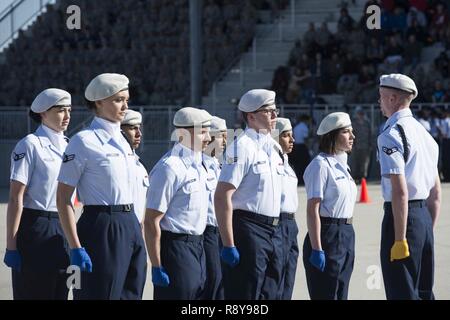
[124,204,132,212]
[346,217,353,224]
[272,217,279,226]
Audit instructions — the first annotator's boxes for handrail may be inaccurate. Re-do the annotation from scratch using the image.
[206,1,294,102]
[0,0,23,21]
[0,0,55,51]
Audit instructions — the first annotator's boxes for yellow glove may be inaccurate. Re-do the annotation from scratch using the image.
[390,239,410,262]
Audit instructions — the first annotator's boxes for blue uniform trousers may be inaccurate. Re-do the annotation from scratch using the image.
[222,210,283,300]
[154,231,206,300]
[303,218,355,300]
[13,208,70,300]
[279,212,299,300]
[381,200,435,300]
[202,225,224,300]
[73,205,147,300]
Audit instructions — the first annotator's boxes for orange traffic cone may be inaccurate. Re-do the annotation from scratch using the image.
[359,178,371,203]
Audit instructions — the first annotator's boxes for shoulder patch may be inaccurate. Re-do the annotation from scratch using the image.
[13,152,25,161]
[382,146,399,156]
[63,153,75,163]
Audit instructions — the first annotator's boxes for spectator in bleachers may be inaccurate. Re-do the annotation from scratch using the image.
[348,28,366,60]
[388,6,408,34]
[314,22,331,51]
[431,2,449,33]
[431,80,448,103]
[323,52,344,93]
[338,8,355,32]
[271,66,290,104]
[434,51,450,78]
[303,23,317,47]
[407,6,427,28]
[410,0,428,12]
[403,34,423,69]
[365,37,385,66]
[356,63,377,102]
[1,0,268,107]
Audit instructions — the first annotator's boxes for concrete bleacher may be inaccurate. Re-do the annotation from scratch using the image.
[202,0,365,111]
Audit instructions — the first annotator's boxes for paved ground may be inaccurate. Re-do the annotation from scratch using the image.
[0,183,449,300]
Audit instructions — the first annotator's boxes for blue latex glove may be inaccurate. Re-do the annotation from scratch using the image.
[221,246,240,267]
[3,249,22,271]
[152,266,170,287]
[309,249,326,272]
[70,247,93,272]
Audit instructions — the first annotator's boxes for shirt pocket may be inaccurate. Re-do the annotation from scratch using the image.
[252,159,270,192]
[252,160,270,175]
[181,178,199,194]
[276,164,285,176]
[181,178,200,211]
[206,177,216,191]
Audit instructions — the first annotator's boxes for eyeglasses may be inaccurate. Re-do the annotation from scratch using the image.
[254,108,280,116]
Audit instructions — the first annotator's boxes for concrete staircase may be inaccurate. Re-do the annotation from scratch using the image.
[203,0,366,114]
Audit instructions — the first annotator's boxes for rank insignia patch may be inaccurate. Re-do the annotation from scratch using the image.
[382,146,399,156]
[63,153,75,163]
[13,152,25,161]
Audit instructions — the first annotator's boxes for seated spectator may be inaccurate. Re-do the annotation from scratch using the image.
[431,80,448,103]
[434,51,450,78]
[407,7,427,28]
[406,17,428,43]
[338,8,355,32]
[389,6,407,34]
[271,66,290,103]
[403,34,423,69]
[323,52,343,93]
[303,23,316,47]
[365,37,385,66]
[315,22,331,51]
[285,67,311,104]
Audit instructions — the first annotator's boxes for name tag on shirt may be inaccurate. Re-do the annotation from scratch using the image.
[106,153,120,157]
[336,176,346,180]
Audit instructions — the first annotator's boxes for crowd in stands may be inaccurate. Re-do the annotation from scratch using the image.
[0,0,288,107]
[271,0,450,106]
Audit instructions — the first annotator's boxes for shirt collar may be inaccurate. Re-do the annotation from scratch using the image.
[173,143,202,168]
[36,125,67,149]
[91,116,122,144]
[321,152,350,170]
[384,108,413,130]
[245,127,270,144]
[202,153,220,168]
[35,125,52,148]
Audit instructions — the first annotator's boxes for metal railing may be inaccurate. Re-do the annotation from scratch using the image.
[0,102,447,181]
[0,0,55,52]
[1,102,446,140]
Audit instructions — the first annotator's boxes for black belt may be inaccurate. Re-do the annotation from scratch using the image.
[320,216,353,225]
[384,200,426,210]
[83,204,134,213]
[280,212,295,220]
[22,208,59,219]
[234,209,280,226]
[205,225,219,234]
[161,231,203,242]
